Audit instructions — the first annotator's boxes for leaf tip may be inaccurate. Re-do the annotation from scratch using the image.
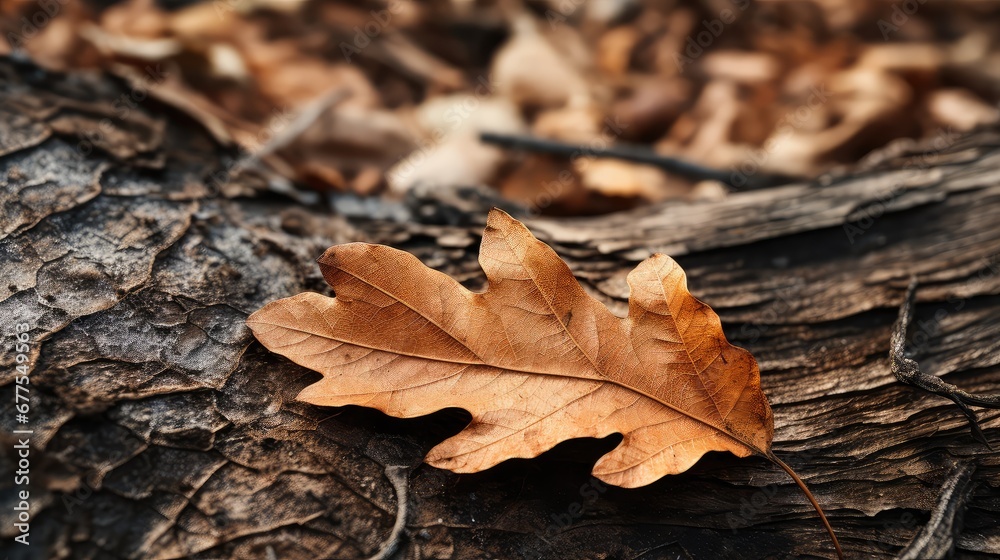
[316,243,342,270]
[486,207,510,227]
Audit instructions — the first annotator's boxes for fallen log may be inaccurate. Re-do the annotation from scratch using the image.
[0,57,997,559]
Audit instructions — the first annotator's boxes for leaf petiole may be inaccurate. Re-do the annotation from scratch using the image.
[765,450,844,560]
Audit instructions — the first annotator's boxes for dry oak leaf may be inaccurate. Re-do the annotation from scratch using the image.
[248,209,841,556]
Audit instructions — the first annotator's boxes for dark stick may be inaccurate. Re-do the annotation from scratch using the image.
[890,277,1000,448]
[898,460,977,560]
[479,132,795,190]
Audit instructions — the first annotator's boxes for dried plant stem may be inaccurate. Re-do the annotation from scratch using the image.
[368,465,411,560]
[479,131,794,189]
[765,450,844,560]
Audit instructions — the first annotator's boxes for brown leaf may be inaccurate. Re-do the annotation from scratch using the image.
[249,208,774,488]
[248,209,842,556]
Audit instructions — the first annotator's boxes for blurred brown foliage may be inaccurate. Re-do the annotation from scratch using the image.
[3,0,999,214]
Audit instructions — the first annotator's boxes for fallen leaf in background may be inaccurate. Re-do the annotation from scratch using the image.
[927,88,1000,132]
[702,50,781,84]
[611,77,690,143]
[578,159,677,200]
[532,102,603,143]
[386,95,524,193]
[248,208,842,557]
[498,154,592,215]
[492,16,591,110]
[596,24,641,76]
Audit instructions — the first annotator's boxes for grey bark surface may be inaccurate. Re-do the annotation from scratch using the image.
[0,58,998,559]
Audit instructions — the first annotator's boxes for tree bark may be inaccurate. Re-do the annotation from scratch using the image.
[1,57,998,559]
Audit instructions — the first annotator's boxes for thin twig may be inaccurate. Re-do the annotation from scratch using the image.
[479,132,794,189]
[899,460,977,560]
[368,465,411,560]
[890,277,1000,447]
[766,451,844,560]
[255,88,352,159]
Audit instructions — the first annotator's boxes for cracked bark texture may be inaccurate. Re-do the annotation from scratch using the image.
[0,57,998,559]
